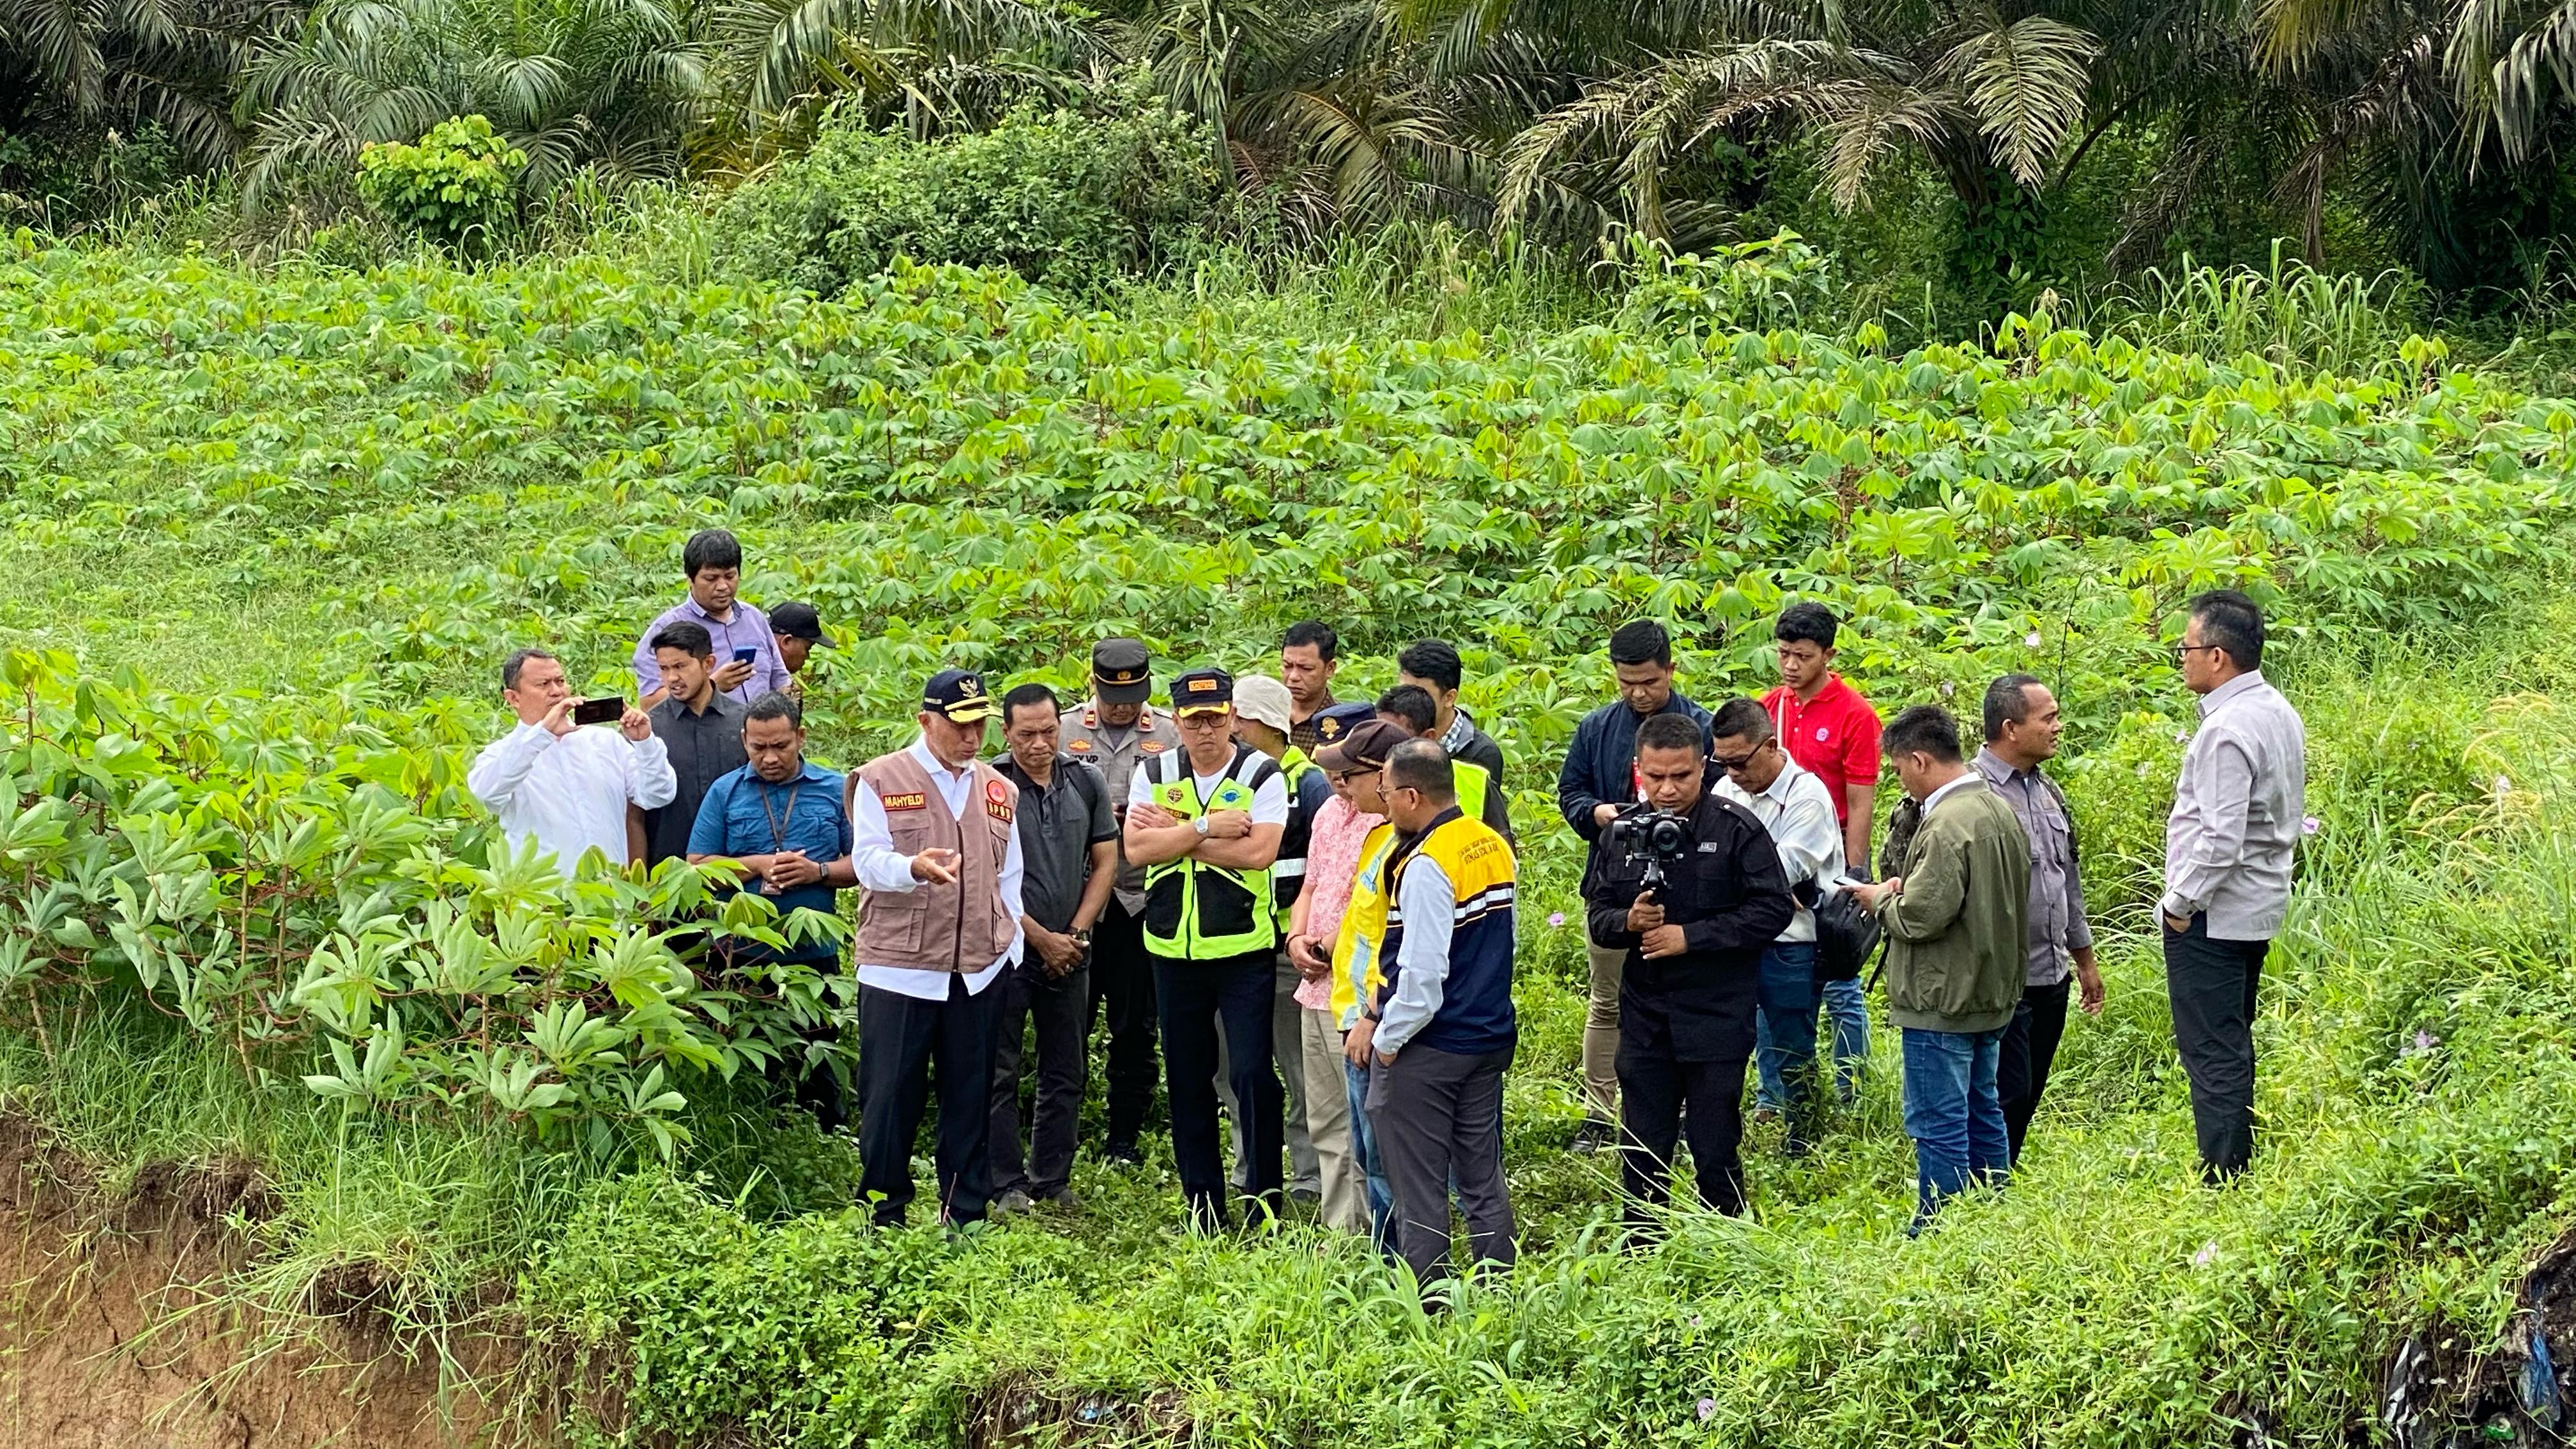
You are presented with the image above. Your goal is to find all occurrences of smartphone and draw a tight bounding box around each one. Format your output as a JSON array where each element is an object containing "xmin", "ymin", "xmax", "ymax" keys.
[
  {"xmin": 571, "ymin": 696, "xmax": 624, "ymax": 726},
  {"xmin": 732, "ymin": 647, "xmax": 759, "ymax": 664}
]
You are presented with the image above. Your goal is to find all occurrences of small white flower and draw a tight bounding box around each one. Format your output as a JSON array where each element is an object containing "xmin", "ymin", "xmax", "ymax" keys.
[
  {"xmin": 2193, "ymin": 1241, "xmax": 2220, "ymax": 1268},
  {"xmin": 1940, "ymin": 680, "xmax": 1955, "ymax": 697},
  {"xmin": 2025, "ymin": 631, "xmax": 2043, "ymax": 648},
  {"xmin": 2495, "ymin": 775, "xmax": 2512, "ymax": 799}
]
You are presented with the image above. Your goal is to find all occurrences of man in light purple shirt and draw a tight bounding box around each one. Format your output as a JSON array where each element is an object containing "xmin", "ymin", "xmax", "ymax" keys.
[
  {"xmin": 2161, "ymin": 589, "xmax": 2306, "ymax": 1184},
  {"xmin": 632, "ymin": 528, "xmax": 791, "ymax": 707}
]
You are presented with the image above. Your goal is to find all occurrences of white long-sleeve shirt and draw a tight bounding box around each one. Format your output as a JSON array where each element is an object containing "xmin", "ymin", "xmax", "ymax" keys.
[
  {"xmin": 1717, "ymin": 756, "xmax": 1844, "ymax": 943},
  {"xmin": 467, "ymin": 722, "xmax": 676, "ymax": 875},
  {"xmin": 2163, "ymin": 671, "xmax": 2306, "ymax": 940},
  {"xmin": 1373, "ymin": 850, "xmax": 1455, "ymax": 1056},
  {"xmin": 847, "ymin": 735, "xmax": 1025, "ymax": 1000}
]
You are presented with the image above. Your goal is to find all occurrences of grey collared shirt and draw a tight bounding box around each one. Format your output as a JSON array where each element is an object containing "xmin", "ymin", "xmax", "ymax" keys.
[
  {"xmin": 1972, "ymin": 747, "xmax": 2092, "ymax": 985},
  {"xmin": 1057, "ymin": 699, "xmax": 1183, "ymax": 914},
  {"xmin": 2163, "ymin": 671, "xmax": 2307, "ymax": 941}
]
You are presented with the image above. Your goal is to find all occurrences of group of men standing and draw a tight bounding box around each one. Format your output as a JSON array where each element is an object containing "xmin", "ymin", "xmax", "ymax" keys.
[{"xmin": 467, "ymin": 523, "xmax": 2310, "ymax": 1264}]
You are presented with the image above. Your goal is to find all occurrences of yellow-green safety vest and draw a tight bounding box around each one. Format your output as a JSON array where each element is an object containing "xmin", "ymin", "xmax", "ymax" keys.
[{"xmin": 1140, "ymin": 745, "xmax": 1281, "ymax": 960}]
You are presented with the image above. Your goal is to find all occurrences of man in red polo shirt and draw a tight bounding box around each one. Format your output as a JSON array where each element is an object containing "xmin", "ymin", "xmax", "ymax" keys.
[{"xmin": 1758, "ymin": 601, "xmax": 1882, "ymax": 1107}]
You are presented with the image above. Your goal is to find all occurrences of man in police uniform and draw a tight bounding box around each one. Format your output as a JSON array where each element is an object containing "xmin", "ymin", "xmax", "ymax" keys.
[
  {"xmin": 1124, "ymin": 667, "xmax": 1291, "ymax": 1229},
  {"xmin": 1059, "ymin": 637, "xmax": 1183, "ymax": 1162}
]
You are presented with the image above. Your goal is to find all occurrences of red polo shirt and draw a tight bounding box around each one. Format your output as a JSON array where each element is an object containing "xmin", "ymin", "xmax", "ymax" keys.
[{"xmin": 1759, "ymin": 675, "xmax": 1881, "ymax": 823}]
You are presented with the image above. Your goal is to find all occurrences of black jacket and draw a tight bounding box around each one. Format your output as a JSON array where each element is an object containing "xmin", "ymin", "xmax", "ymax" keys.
[
  {"xmin": 1554, "ymin": 690, "xmax": 1712, "ymax": 865},
  {"xmin": 1584, "ymin": 790, "xmax": 1795, "ymax": 1062}
]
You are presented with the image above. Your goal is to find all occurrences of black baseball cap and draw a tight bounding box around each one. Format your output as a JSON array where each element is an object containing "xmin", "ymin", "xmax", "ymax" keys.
[
  {"xmin": 923, "ymin": 668, "xmax": 999, "ymax": 723},
  {"xmin": 1169, "ymin": 667, "xmax": 1235, "ymax": 717},
  {"xmin": 770, "ymin": 601, "xmax": 829, "ymax": 645},
  {"xmin": 1315, "ymin": 719, "xmax": 1409, "ymax": 773},
  {"xmin": 1091, "ymin": 638, "xmax": 1152, "ymax": 705},
  {"xmin": 1310, "ymin": 702, "xmax": 1375, "ymax": 746}
]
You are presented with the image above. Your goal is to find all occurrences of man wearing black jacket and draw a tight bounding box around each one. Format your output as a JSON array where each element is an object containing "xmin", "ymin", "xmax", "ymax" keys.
[
  {"xmin": 1585, "ymin": 711, "xmax": 1794, "ymax": 1229},
  {"xmin": 1555, "ymin": 619, "xmax": 1714, "ymax": 1153}
]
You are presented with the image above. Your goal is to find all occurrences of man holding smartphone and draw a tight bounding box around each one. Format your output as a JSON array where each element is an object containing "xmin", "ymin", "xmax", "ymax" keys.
[
  {"xmin": 632, "ymin": 528, "xmax": 792, "ymax": 708},
  {"xmin": 469, "ymin": 647, "xmax": 676, "ymax": 874}
]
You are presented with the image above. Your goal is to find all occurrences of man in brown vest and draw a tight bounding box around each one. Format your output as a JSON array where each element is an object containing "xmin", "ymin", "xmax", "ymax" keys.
[{"xmin": 847, "ymin": 669, "xmax": 1024, "ymax": 1228}]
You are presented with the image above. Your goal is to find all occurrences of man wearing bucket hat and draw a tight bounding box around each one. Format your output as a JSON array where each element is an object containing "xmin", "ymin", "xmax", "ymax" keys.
[
  {"xmin": 846, "ymin": 668, "xmax": 1025, "ymax": 1229},
  {"xmin": 1061, "ymin": 637, "xmax": 1183, "ymax": 1163},
  {"xmin": 1222, "ymin": 674, "xmax": 1331, "ymax": 1201},
  {"xmin": 1124, "ymin": 667, "xmax": 1291, "ymax": 1229}
]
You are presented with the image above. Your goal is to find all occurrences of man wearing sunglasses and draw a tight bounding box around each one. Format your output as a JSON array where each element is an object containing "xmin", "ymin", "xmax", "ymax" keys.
[{"xmin": 1708, "ymin": 697, "xmax": 1846, "ymax": 1154}]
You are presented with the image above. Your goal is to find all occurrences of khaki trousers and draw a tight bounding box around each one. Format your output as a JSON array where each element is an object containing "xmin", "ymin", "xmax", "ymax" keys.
[{"xmin": 1583, "ymin": 937, "xmax": 1625, "ymax": 1126}]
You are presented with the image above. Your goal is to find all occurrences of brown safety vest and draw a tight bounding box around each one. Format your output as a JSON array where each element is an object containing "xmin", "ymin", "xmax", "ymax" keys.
[{"xmin": 854, "ymin": 749, "xmax": 1016, "ymax": 972}]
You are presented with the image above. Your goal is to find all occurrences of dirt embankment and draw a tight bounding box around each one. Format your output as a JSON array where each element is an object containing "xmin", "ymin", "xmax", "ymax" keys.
[{"xmin": 0, "ymin": 1117, "xmax": 519, "ymax": 1449}]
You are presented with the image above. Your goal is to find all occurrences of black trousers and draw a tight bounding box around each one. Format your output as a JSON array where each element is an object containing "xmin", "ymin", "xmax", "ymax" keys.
[
  {"xmin": 2163, "ymin": 914, "xmax": 2270, "ymax": 1182},
  {"xmin": 1997, "ymin": 977, "xmax": 2073, "ymax": 1165},
  {"xmin": 1370, "ymin": 1043, "xmax": 1516, "ymax": 1287},
  {"xmin": 1087, "ymin": 901, "xmax": 1160, "ymax": 1149},
  {"xmin": 1617, "ymin": 1048, "xmax": 1749, "ymax": 1224},
  {"xmin": 990, "ymin": 962, "xmax": 1089, "ymax": 1199},
  {"xmin": 1153, "ymin": 951, "xmax": 1282, "ymax": 1227},
  {"xmin": 857, "ymin": 972, "xmax": 1004, "ymax": 1227}
]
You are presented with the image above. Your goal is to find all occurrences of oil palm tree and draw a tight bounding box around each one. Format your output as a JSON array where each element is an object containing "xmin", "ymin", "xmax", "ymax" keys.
[{"xmin": 233, "ymin": 0, "xmax": 710, "ymax": 206}]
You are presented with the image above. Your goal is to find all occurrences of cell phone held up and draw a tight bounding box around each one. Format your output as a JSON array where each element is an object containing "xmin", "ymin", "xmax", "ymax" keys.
[
  {"xmin": 732, "ymin": 647, "xmax": 759, "ymax": 664},
  {"xmin": 571, "ymin": 696, "xmax": 624, "ymax": 727}
]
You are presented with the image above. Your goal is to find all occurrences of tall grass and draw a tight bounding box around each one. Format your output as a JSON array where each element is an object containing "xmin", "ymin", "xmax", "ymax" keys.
[{"xmin": 2074, "ymin": 240, "xmax": 2433, "ymax": 378}]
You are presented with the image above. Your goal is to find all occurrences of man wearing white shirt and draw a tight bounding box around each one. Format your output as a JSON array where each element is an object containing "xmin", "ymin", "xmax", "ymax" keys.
[
  {"xmin": 2161, "ymin": 590, "xmax": 2306, "ymax": 1184},
  {"xmin": 1708, "ymin": 697, "xmax": 1845, "ymax": 1153},
  {"xmin": 468, "ymin": 648, "xmax": 675, "ymax": 874},
  {"xmin": 1123, "ymin": 668, "xmax": 1291, "ymax": 1229},
  {"xmin": 846, "ymin": 670, "xmax": 1025, "ymax": 1229}
]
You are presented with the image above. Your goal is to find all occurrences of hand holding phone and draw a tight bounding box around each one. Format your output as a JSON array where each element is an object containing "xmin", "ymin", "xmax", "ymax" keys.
[
  {"xmin": 733, "ymin": 647, "xmax": 759, "ymax": 664},
  {"xmin": 571, "ymin": 696, "xmax": 624, "ymax": 727}
]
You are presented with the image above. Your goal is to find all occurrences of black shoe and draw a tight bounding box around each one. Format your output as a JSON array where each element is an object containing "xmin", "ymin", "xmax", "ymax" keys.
[
  {"xmin": 1570, "ymin": 1120, "xmax": 1614, "ymax": 1154},
  {"xmin": 1105, "ymin": 1138, "xmax": 1146, "ymax": 1165}
]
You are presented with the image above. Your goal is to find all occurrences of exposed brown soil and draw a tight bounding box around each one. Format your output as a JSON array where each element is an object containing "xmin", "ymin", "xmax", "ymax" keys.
[{"xmin": 0, "ymin": 1116, "xmax": 525, "ymax": 1449}]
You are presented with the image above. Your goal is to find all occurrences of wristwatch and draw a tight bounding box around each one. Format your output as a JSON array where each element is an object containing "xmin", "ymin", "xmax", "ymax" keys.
[{"xmin": 1193, "ymin": 815, "xmax": 1211, "ymax": 837}]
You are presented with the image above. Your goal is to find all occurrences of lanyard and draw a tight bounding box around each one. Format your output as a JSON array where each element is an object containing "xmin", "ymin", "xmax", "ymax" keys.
[{"xmin": 756, "ymin": 778, "xmax": 802, "ymax": 852}]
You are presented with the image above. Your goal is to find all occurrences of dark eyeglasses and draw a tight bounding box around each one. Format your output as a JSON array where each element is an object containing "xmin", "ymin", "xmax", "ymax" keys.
[
  {"xmin": 2170, "ymin": 643, "xmax": 2222, "ymax": 663},
  {"xmin": 1708, "ymin": 744, "xmax": 1767, "ymax": 772}
]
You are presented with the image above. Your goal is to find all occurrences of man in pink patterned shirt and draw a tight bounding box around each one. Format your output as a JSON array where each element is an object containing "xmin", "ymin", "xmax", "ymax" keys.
[{"xmin": 1282, "ymin": 703, "xmax": 1384, "ymax": 1236}]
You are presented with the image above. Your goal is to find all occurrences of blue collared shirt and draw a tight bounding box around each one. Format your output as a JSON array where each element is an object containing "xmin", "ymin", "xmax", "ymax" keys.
[{"xmin": 689, "ymin": 759, "xmax": 852, "ymax": 958}]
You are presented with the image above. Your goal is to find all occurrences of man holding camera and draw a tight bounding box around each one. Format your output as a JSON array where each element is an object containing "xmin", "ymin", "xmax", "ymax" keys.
[{"xmin": 1583, "ymin": 712, "xmax": 1794, "ymax": 1229}]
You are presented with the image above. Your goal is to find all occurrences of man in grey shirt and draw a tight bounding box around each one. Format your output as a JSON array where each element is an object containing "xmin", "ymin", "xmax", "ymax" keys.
[
  {"xmin": 1973, "ymin": 676, "xmax": 2106, "ymax": 1165},
  {"xmin": 1059, "ymin": 636, "xmax": 1184, "ymax": 1162},
  {"xmin": 2161, "ymin": 590, "xmax": 2307, "ymax": 1183}
]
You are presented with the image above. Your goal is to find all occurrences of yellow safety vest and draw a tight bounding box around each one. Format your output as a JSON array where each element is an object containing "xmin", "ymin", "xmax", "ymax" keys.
[
  {"xmin": 1331, "ymin": 822, "xmax": 1399, "ymax": 1025},
  {"xmin": 1141, "ymin": 746, "xmax": 1280, "ymax": 960}
]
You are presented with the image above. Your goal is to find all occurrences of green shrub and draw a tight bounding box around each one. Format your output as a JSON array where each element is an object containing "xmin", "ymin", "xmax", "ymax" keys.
[
  {"xmin": 714, "ymin": 93, "xmax": 1222, "ymax": 296},
  {"xmin": 355, "ymin": 115, "xmax": 525, "ymax": 250}
]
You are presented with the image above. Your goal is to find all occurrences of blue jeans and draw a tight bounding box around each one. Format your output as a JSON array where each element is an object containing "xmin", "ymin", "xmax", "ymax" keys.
[
  {"xmin": 1756, "ymin": 970, "xmax": 1871, "ymax": 1108},
  {"xmin": 1342, "ymin": 1057, "xmax": 1396, "ymax": 1254},
  {"xmin": 1899, "ymin": 1025, "xmax": 2008, "ymax": 1232},
  {"xmin": 1751, "ymin": 943, "xmax": 1820, "ymax": 1133}
]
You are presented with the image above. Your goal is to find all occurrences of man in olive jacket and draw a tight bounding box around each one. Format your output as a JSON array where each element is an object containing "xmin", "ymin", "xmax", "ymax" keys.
[{"xmin": 1848, "ymin": 705, "xmax": 2030, "ymax": 1232}]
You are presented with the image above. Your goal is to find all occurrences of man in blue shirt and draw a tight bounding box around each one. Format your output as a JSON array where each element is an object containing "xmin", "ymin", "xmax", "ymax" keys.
[{"xmin": 688, "ymin": 691, "xmax": 857, "ymax": 1129}]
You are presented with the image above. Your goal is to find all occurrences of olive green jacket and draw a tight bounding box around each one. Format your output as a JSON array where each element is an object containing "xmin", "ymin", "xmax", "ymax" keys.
[{"xmin": 1876, "ymin": 776, "xmax": 2032, "ymax": 1034}]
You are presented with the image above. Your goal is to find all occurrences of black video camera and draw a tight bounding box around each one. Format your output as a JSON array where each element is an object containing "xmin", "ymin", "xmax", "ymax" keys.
[{"xmin": 1604, "ymin": 803, "xmax": 1692, "ymax": 892}]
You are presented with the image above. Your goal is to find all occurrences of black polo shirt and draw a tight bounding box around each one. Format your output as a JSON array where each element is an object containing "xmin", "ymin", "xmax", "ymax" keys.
[
  {"xmin": 643, "ymin": 691, "xmax": 747, "ymax": 866},
  {"xmin": 995, "ymin": 754, "xmax": 1118, "ymax": 933}
]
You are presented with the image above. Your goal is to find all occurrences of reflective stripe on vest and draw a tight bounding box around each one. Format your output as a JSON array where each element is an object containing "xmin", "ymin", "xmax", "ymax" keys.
[
  {"xmin": 1273, "ymin": 746, "xmax": 1321, "ymax": 925},
  {"xmin": 1141, "ymin": 746, "xmax": 1280, "ymax": 960}
]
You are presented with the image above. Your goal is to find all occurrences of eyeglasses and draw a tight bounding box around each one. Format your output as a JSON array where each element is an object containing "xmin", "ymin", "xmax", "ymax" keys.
[
  {"xmin": 1708, "ymin": 751, "xmax": 1759, "ymax": 772},
  {"xmin": 2170, "ymin": 643, "xmax": 2222, "ymax": 663},
  {"xmin": 1330, "ymin": 767, "xmax": 1383, "ymax": 785}
]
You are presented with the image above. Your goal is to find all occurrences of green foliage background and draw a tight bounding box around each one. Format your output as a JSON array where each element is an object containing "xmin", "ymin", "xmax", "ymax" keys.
[{"xmin": 2, "ymin": 211, "xmax": 2575, "ymax": 1445}]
